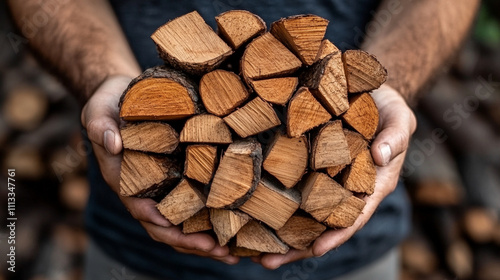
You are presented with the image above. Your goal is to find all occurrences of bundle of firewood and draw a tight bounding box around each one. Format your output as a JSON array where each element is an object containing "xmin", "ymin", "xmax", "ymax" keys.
[{"xmin": 118, "ymin": 10, "xmax": 386, "ymax": 255}]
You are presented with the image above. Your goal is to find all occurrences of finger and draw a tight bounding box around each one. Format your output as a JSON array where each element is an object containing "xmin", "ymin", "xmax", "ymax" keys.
[
  {"xmin": 84, "ymin": 112, "xmax": 123, "ymax": 155},
  {"xmin": 173, "ymin": 247, "xmax": 240, "ymax": 265},
  {"xmin": 143, "ymin": 222, "xmax": 217, "ymax": 253},
  {"xmin": 371, "ymin": 92, "xmax": 416, "ymax": 166},
  {"xmin": 121, "ymin": 197, "xmax": 171, "ymax": 227},
  {"xmin": 259, "ymin": 248, "xmax": 312, "ymax": 270},
  {"xmin": 91, "ymin": 144, "xmax": 122, "ymax": 192}
]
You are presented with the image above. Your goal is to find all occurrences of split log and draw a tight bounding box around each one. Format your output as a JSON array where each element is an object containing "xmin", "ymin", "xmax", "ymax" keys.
[
  {"xmin": 210, "ymin": 209, "xmax": 251, "ymax": 246},
  {"xmin": 310, "ymin": 120, "xmax": 351, "ymax": 170},
  {"xmin": 324, "ymin": 195, "xmax": 366, "ymax": 228},
  {"xmin": 301, "ymin": 53, "xmax": 349, "ymax": 116},
  {"xmin": 184, "ymin": 145, "xmax": 217, "ymax": 184},
  {"xmin": 250, "ymin": 77, "xmax": 298, "ymax": 105},
  {"xmin": 156, "ymin": 179, "xmax": 206, "ymax": 225},
  {"xmin": 223, "ymin": 97, "xmax": 281, "ymax": 138},
  {"xmin": 327, "ymin": 129, "xmax": 367, "ymax": 177},
  {"xmin": 199, "ymin": 69, "xmax": 249, "ymax": 116},
  {"xmin": 119, "ymin": 150, "xmax": 181, "ymax": 197},
  {"xmin": 182, "ymin": 208, "xmax": 212, "ymax": 234},
  {"xmin": 299, "ymin": 172, "xmax": 351, "ymax": 222},
  {"xmin": 401, "ymin": 235, "xmax": 438, "ymax": 275},
  {"xmin": 341, "ymin": 92, "xmax": 379, "ymax": 139},
  {"xmin": 239, "ymin": 178, "xmax": 301, "ymax": 230},
  {"xmin": 343, "ymin": 50, "xmax": 387, "ymax": 93},
  {"xmin": 2, "ymin": 86, "xmax": 48, "ymax": 131},
  {"xmin": 236, "ymin": 220, "xmax": 289, "ymax": 254},
  {"xmin": 241, "ymin": 32, "xmax": 302, "ymax": 81},
  {"xmin": 3, "ymin": 145, "xmax": 45, "ymax": 180},
  {"xmin": 179, "ymin": 114, "xmax": 232, "ymax": 144},
  {"xmin": 119, "ymin": 67, "xmax": 200, "ymax": 121},
  {"xmin": 151, "ymin": 11, "xmax": 233, "ymax": 75},
  {"xmin": 216, "ymin": 10, "xmax": 266, "ymax": 49},
  {"xmin": 60, "ymin": 176, "xmax": 89, "ymax": 211},
  {"xmin": 315, "ymin": 39, "xmax": 340, "ymax": 62},
  {"xmin": 271, "ymin": 15, "xmax": 329, "ymax": 65},
  {"xmin": 207, "ymin": 139, "xmax": 262, "ymax": 209},
  {"xmin": 341, "ymin": 149, "xmax": 376, "ymax": 195},
  {"xmin": 263, "ymin": 132, "xmax": 308, "ymax": 188},
  {"xmin": 120, "ymin": 122, "xmax": 179, "ymax": 154},
  {"xmin": 287, "ymin": 87, "xmax": 331, "ymax": 138},
  {"xmin": 276, "ymin": 215, "xmax": 326, "ymax": 250}
]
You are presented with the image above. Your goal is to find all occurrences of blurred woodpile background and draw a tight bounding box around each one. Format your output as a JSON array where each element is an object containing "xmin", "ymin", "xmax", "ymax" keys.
[{"xmin": 0, "ymin": 1, "xmax": 499, "ymax": 279}]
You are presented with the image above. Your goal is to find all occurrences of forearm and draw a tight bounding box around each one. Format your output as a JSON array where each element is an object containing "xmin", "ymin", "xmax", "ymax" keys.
[
  {"xmin": 363, "ymin": 0, "xmax": 480, "ymax": 104},
  {"xmin": 8, "ymin": 0, "xmax": 141, "ymax": 100}
]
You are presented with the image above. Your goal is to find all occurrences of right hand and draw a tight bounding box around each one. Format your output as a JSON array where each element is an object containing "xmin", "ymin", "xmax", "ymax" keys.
[{"xmin": 81, "ymin": 75, "xmax": 239, "ymax": 265}]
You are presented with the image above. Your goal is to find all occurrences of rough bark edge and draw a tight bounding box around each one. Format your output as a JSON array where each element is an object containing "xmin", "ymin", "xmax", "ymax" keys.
[
  {"xmin": 119, "ymin": 66, "xmax": 202, "ymax": 114},
  {"xmin": 224, "ymin": 139, "xmax": 263, "ymax": 209},
  {"xmin": 135, "ymin": 156, "xmax": 182, "ymax": 198}
]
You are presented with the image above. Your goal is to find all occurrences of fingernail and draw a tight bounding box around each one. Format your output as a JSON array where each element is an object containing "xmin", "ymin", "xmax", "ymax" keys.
[
  {"xmin": 104, "ymin": 130, "xmax": 115, "ymax": 154},
  {"xmin": 379, "ymin": 143, "xmax": 391, "ymax": 166}
]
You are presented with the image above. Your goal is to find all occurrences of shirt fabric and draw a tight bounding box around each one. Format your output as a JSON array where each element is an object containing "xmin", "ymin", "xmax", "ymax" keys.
[{"xmin": 85, "ymin": 1, "xmax": 411, "ymax": 279}]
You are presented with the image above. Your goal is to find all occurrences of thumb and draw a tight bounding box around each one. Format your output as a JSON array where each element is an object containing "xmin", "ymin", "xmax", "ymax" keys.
[
  {"xmin": 370, "ymin": 86, "xmax": 417, "ymax": 166},
  {"xmin": 81, "ymin": 76, "xmax": 132, "ymax": 155}
]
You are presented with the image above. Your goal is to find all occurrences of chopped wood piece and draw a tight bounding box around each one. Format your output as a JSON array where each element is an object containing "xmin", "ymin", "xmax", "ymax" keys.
[
  {"xmin": 325, "ymin": 165, "xmax": 346, "ymax": 178},
  {"xmin": 199, "ymin": 70, "xmax": 249, "ymax": 116},
  {"xmin": 271, "ymin": 15, "xmax": 329, "ymax": 65},
  {"xmin": 287, "ymin": 87, "xmax": 331, "ymax": 137},
  {"xmin": 121, "ymin": 122, "xmax": 179, "ymax": 154},
  {"xmin": 179, "ymin": 114, "xmax": 232, "ymax": 144},
  {"xmin": 184, "ymin": 145, "xmax": 217, "ymax": 184},
  {"xmin": 326, "ymin": 129, "xmax": 367, "ymax": 177},
  {"xmin": 223, "ymin": 97, "xmax": 281, "ymax": 138},
  {"xmin": 250, "ymin": 77, "xmax": 298, "ymax": 105},
  {"xmin": 343, "ymin": 50, "xmax": 387, "ymax": 93},
  {"xmin": 236, "ymin": 220, "xmax": 289, "ymax": 254},
  {"xmin": 446, "ymin": 240, "xmax": 473, "ymax": 279},
  {"xmin": 302, "ymin": 53, "xmax": 349, "ymax": 116},
  {"xmin": 462, "ymin": 208, "xmax": 496, "ymax": 243},
  {"xmin": 215, "ymin": 10, "xmax": 266, "ymax": 49},
  {"xmin": 299, "ymin": 172, "xmax": 351, "ymax": 222},
  {"xmin": 3, "ymin": 86, "xmax": 48, "ymax": 131},
  {"xmin": 120, "ymin": 150, "xmax": 181, "ymax": 198},
  {"xmin": 240, "ymin": 178, "xmax": 301, "ymax": 230},
  {"xmin": 324, "ymin": 196, "xmax": 366, "ymax": 228},
  {"xmin": 401, "ymin": 237, "xmax": 438, "ymax": 275},
  {"xmin": 210, "ymin": 209, "xmax": 251, "ymax": 246},
  {"xmin": 276, "ymin": 215, "xmax": 326, "ymax": 250},
  {"xmin": 182, "ymin": 208, "xmax": 212, "ymax": 234},
  {"xmin": 151, "ymin": 11, "xmax": 232, "ymax": 75},
  {"xmin": 229, "ymin": 244, "xmax": 261, "ymax": 257},
  {"xmin": 119, "ymin": 67, "xmax": 200, "ymax": 121},
  {"xmin": 341, "ymin": 149, "xmax": 376, "ymax": 195},
  {"xmin": 207, "ymin": 139, "xmax": 262, "ymax": 209},
  {"xmin": 310, "ymin": 121, "xmax": 351, "ymax": 170},
  {"xmin": 263, "ymin": 132, "xmax": 308, "ymax": 188},
  {"xmin": 341, "ymin": 92, "xmax": 379, "ymax": 139},
  {"xmin": 156, "ymin": 179, "xmax": 206, "ymax": 225},
  {"xmin": 241, "ymin": 33, "xmax": 302, "ymax": 82},
  {"xmin": 315, "ymin": 39, "xmax": 340, "ymax": 62}
]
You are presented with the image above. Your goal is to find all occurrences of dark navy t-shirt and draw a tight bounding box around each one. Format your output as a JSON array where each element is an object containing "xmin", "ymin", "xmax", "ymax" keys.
[{"xmin": 85, "ymin": 1, "xmax": 410, "ymax": 279}]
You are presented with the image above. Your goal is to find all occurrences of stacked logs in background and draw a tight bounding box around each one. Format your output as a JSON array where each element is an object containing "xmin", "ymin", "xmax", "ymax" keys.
[{"xmin": 118, "ymin": 10, "xmax": 387, "ymax": 255}]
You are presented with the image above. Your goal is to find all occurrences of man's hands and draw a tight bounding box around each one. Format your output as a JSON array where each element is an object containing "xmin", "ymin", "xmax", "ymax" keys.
[
  {"xmin": 81, "ymin": 75, "xmax": 239, "ymax": 265},
  {"xmin": 252, "ymin": 84, "xmax": 417, "ymax": 269}
]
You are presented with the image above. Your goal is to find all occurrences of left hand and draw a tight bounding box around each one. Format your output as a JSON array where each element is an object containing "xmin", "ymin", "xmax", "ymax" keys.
[{"xmin": 252, "ymin": 84, "xmax": 417, "ymax": 269}]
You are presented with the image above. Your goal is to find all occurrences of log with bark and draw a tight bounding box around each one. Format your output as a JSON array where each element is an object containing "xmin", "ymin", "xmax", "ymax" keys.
[{"xmin": 117, "ymin": 10, "xmax": 386, "ymax": 255}]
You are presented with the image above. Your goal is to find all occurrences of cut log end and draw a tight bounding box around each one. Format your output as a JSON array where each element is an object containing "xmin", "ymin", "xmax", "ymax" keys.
[
  {"xmin": 182, "ymin": 208, "xmax": 212, "ymax": 234},
  {"xmin": 341, "ymin": 149, "xmax": 376, "ymax": 195},
  {"xmin": 210, "ymin": 209, "xmax": 251, "ymax": 246},
  {"xmin": 287, "ymin": 87, "xmax": 331, "ymax": 137},
  {"xmin": 236, "ymin": 220, "xmax": 289, "ymax": 254},
  {"xmin": 341, "ymin": 92, "xmax": 379, "ymax": 140},
  {"xmin": 184, "ymin": 145, "xmax": 217, "ymax": 184},
  {"xmin": 121, "ymin": 122, "xmax": 179, "ymax": 154},
  {"xmin": 343, "ymin": 50, "xmax": 387, "ymax": 93},
  {"xmin": 324, "ymin": 196, "xmax": 366, "ymax": 228},
  {"xmin": 200, "ymin": 70, "xmax": 249, "ymax": 116},
  {"xmin": 180, "ymin": 114, "xmax": 233, "ymax": 144},
  {"xmin": 119, "ymin": 150, "xmax": 181, "ymax": 198},
  {"xmin": 216, "ymin": 10, "xmax": 266, "ymax": 49},
  {"xmin": 151, "ymin": 11, "xmax": 233, "ymax": 75},
  {"xmin": 156, "ymin": 179, "xmax": 206, "ymax": 225},
  {"xmin": 250, "ymin": 77, "xmax": 298, "ymax": 105},
  {"xmin": 207, "ymin": 139, "xmax": 262, "ymax": 209},
  {"xmin": 311, "ymin": 120, "xmax": 351, "ymax": 170},
  {"xmin": 276, "ymin": 215, "xmax": 327, "ymax": 250}
]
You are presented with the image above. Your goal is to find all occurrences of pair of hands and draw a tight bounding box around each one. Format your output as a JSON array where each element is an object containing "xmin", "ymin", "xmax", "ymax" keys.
[{"xmin": 81, "ymin": 75, "xmax": 416, "ymax": 269}]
